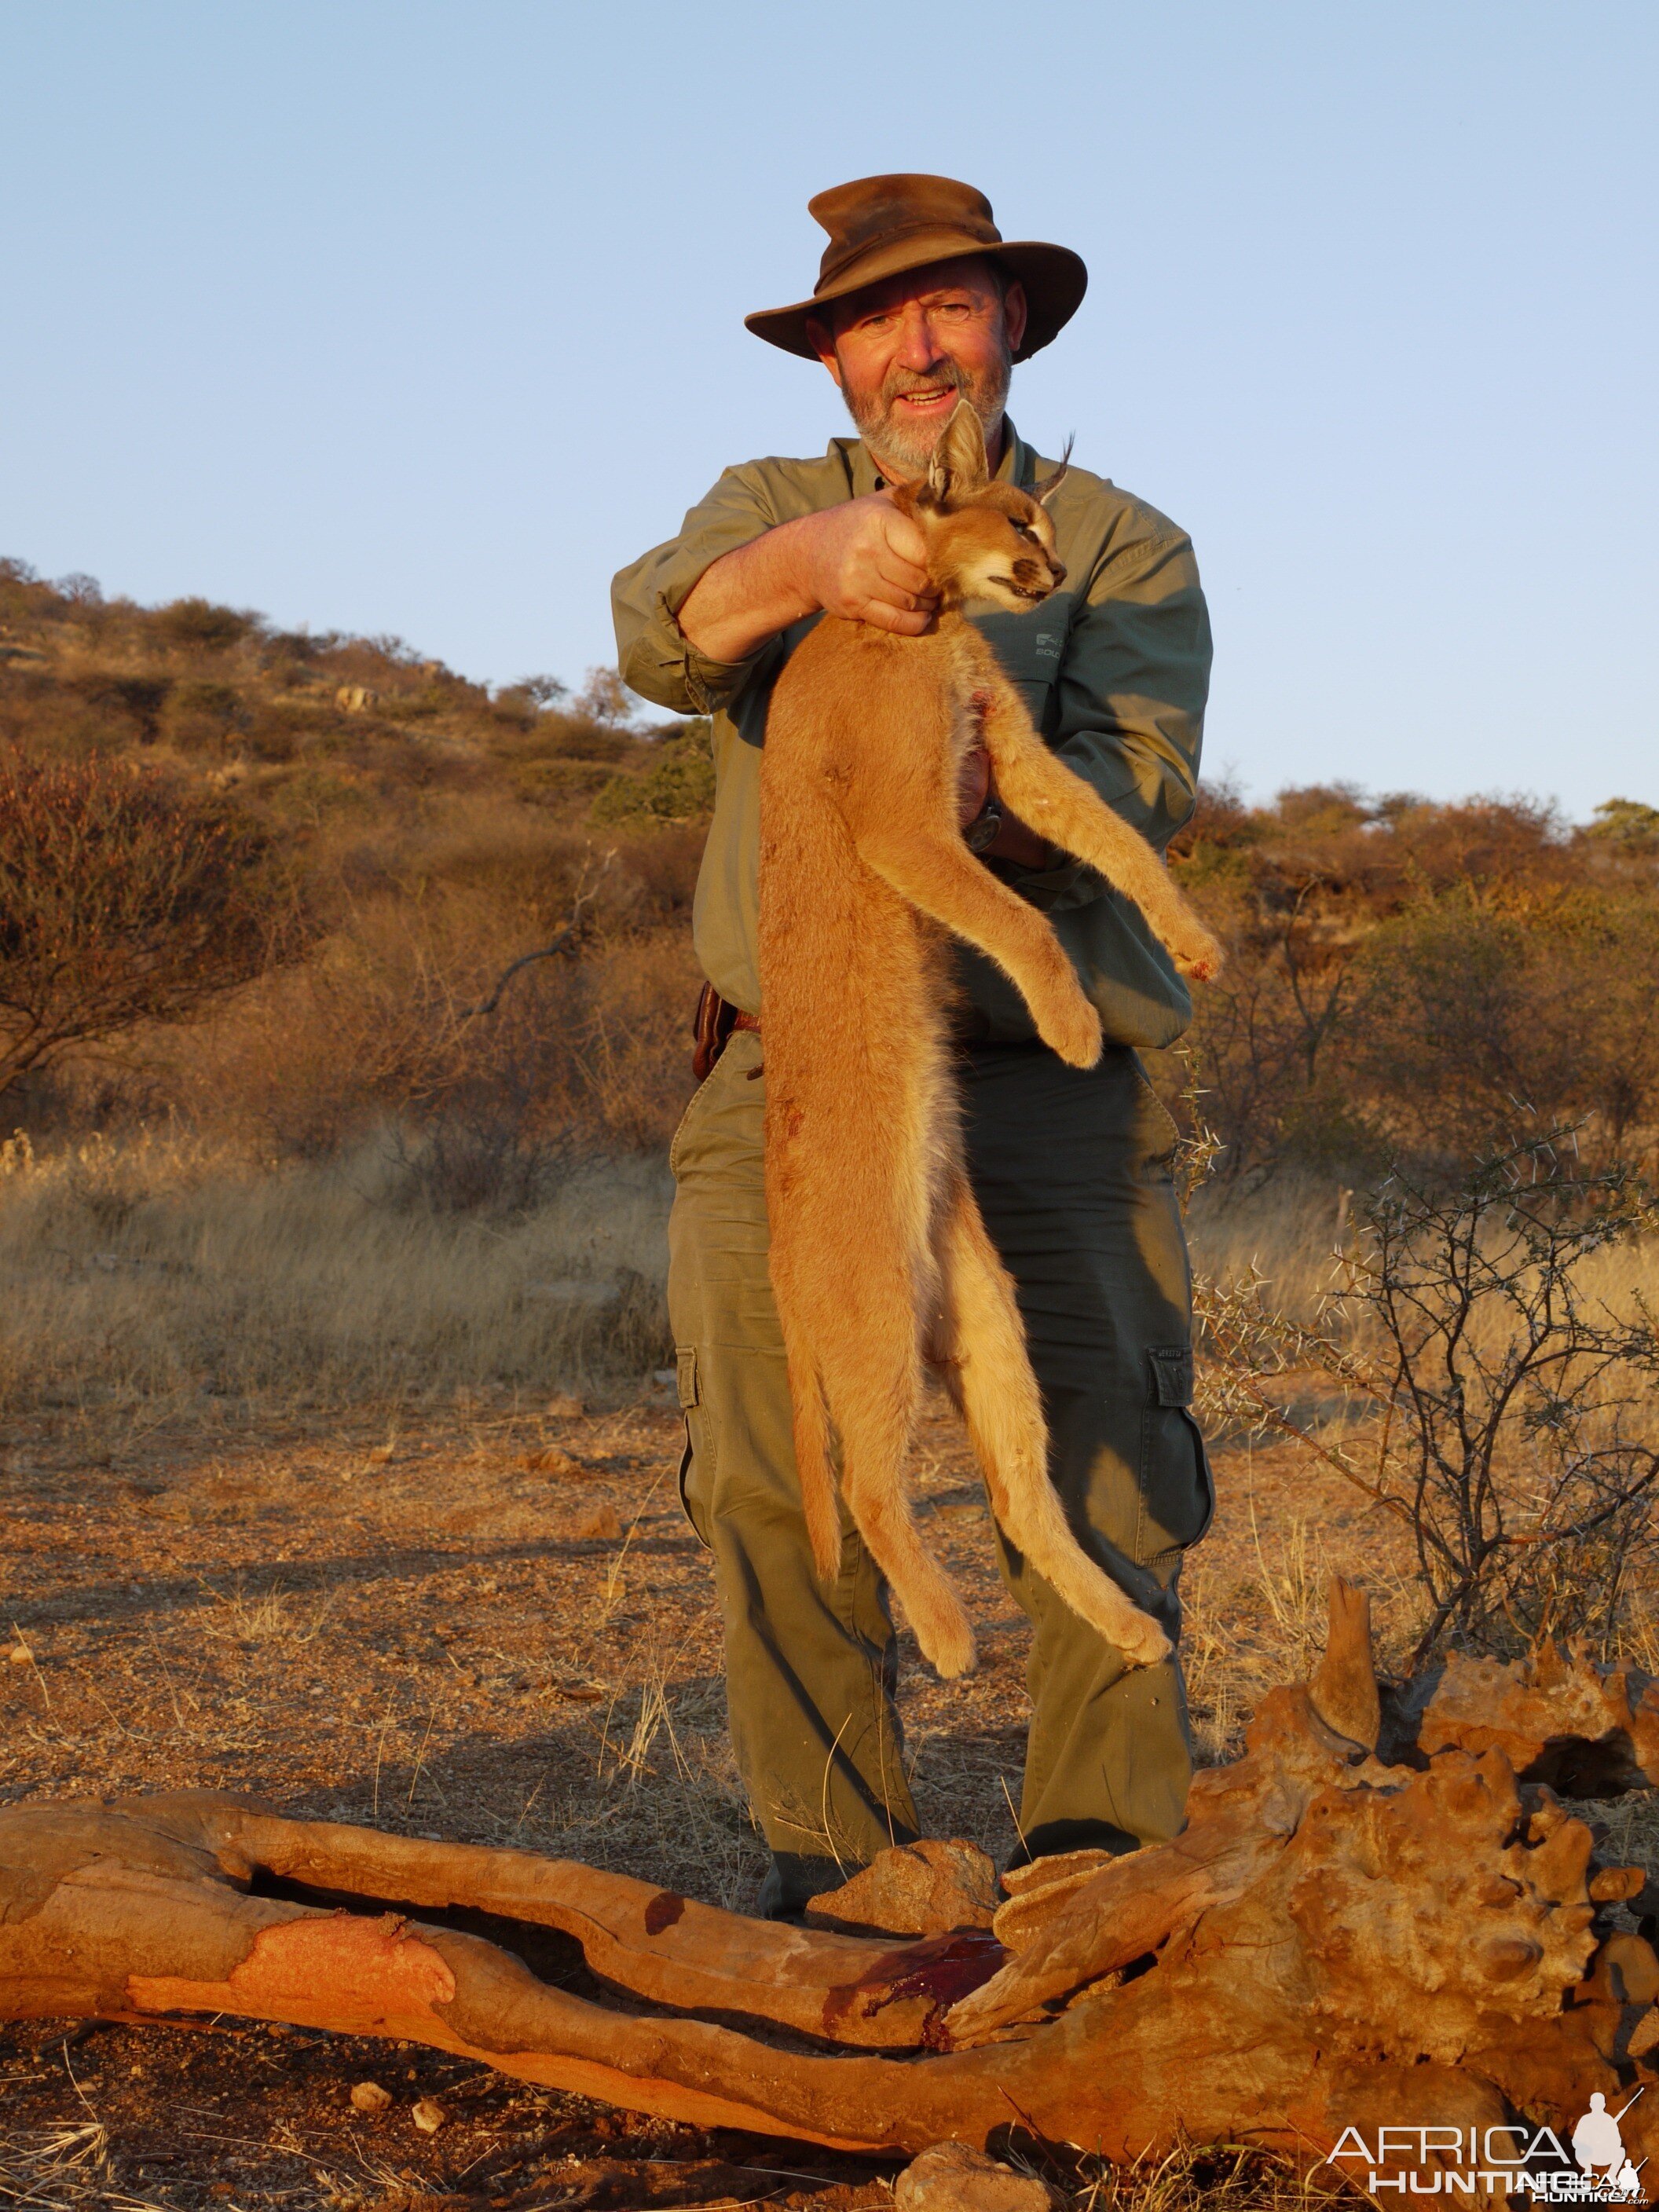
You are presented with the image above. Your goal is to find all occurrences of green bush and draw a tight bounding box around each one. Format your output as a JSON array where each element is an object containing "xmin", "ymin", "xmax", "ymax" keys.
[
  {"xmin": 380, "ymin": 690, "xmax": 445, "ymax": 723},
  {"xmin": 155, "ymin": 598, "xmax": 260, "ymax": 653},
  {"xmin": 1588, "ymin": 797, "xmax": 1659, "ymax": 851},
  {"xmin": 165, "ymin": 679, "xmax": 244, "ymax": 753},
  {"xmin": 73, "ymin": 672, "xmax": 173, "ymax": 744},
  {"xmin": 511, "ymin": 760, "xmax": 620, "ymax": 805},
  {"xmin": 591, "ymin": 730, "xmax": 715, "ymax": 828},
  {"xmin": 494, "ymin": 711, "xmax": 633, "ymax": 765}
]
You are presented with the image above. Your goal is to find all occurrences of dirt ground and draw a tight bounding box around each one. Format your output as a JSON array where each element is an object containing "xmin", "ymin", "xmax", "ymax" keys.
[{"xmin": 0, "ymin": 1382, "xmax": 1567, "ymax": 2207}]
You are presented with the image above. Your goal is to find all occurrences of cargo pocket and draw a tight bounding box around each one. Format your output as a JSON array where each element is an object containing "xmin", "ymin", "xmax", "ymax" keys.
[
  {"xmin": 1138, "ymin": 1345, "xmax": 1216, "ymax": 1571},
  {"xmin": 675, "ymin": 1345, "xmax": 713, "ymax": 1551}
]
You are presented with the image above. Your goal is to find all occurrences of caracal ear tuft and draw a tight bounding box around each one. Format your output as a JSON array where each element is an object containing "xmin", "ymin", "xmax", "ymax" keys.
[
  {"xmin": 1036, "ymin": 434, "xmax": 1075, "ymax": 508},
  {"xmin": 926, "ymin": 400, "xmax": 991, "ymax": 506}
]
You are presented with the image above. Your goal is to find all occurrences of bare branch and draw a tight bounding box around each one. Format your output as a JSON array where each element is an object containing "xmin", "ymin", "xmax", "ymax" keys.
[{"xmin": 460, "ymin": 847, "xmax": 617, "ymax": 1020}]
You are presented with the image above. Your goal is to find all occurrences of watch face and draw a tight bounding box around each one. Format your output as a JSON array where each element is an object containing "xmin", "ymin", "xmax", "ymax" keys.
[{"xmin": 967, "ymin": 803, "xmax": 1002, "ymax": 853}]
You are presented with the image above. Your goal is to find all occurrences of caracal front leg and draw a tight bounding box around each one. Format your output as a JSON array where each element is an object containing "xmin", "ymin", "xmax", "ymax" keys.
[
  {"xmin": 972, "ymin": 668, "xmax": 1224, "ymax": 982},
  {"xmin": 856, "ymin": 822, "xmax": 1101, "ymax": 1068}
]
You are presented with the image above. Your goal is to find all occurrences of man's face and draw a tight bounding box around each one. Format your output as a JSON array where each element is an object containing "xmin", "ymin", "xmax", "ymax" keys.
[{"xmin": 808, "ymin": 257, "xmax": 1028, "ymax": 478}]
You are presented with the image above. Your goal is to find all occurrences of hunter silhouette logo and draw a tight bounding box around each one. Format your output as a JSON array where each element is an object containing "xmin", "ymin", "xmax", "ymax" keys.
[
  {"xmin": 1573, "ymin": 2097, "xmax": 1645, "ymax": 2200},
  {"xmin": 1324, "ymin": 2089, "xmax": 1647, "ymax": 2199}
]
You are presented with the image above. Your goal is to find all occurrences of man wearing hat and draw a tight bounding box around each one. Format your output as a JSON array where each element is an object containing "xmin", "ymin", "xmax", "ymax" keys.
[{"xmin": 613, "ymin": 175, "xmax": 1214, "ymax": 1918}]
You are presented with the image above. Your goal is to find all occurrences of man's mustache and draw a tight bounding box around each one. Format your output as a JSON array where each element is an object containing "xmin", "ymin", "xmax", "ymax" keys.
[{"xmin": 881, "ymin": 362, "xmax": 969, "ymax": 404}]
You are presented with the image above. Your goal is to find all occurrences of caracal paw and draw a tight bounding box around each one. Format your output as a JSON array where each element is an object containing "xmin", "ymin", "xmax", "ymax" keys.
[
  {"xmin": 1117, "ymin": 1610, "xmax": 1174, "ymax": 1669},
  {"xmin": 1172, "ymin": 921, "xmax": 1225, "ymax": 983},
  {"xmin": 1041, "ymin": 993, "xmax": 1103, "ymax": 1069},
  {"xmin": 921, "ymin": 1615, "xmax": 979, "ymax": 1680}
]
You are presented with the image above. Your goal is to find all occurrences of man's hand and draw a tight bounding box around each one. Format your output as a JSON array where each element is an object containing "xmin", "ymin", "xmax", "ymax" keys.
[
  {"xmin": 793, "ymin": 493, "xmax": 937, "ymax": 635},
  {"xmin": 677, "ymin": 493, "xmax": 936, "ymax": 664}
]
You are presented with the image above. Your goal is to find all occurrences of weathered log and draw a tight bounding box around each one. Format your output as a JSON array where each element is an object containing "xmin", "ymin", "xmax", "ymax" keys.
[
  {"xmin": 1410, "ymin": 1641, "xmax": 1659, "ymax": 1796},
  {"xmin": 5, "ymin": 1585, "xmax": 1659, "ymax": 2170}
]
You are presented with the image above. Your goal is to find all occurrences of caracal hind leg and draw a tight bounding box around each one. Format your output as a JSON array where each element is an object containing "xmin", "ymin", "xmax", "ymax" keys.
[
  {"xmin": 793, "ymin": 1251, "xmax": 977, "ymax": 1679},
  {"xmin": 857, "ymin": 824, "xmax": 1101, "ymax": 1069},
  {"xmin": 840, "ymin": 1414, "xmax": 977, "ymax": 1681},
  {"xmin": 816, "ymin": 1328, "xmax": 976, "ymax": 1679},
  {"xmin": 936, "ymin": 1174, "xmax": 1171, "ymax": 1669},
  {"xmin": 973, "ymin": 673, "xmax": 1224, "ymax": 981},
  {"xmin": 769, "ymin": 1268, "xmax": 844, "ymax": 1584}
]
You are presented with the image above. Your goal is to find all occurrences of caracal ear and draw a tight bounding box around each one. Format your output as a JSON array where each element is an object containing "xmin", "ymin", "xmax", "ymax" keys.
[
  {"xmin": 926, "ymin": 400, "xmax": 991, "ymax": 505},
  {"xmin": 1036, "ymin": 434, "xmax": 1075, "ymax": 507}
]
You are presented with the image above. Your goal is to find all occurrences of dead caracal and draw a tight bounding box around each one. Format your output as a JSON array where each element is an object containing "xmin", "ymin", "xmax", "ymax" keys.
[{"xmin": 758, "ymin": 401, "xmax": 1222, "ymax": 1679}]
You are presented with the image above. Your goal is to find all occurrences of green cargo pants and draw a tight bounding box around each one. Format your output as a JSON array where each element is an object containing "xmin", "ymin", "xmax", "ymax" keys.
[{"xmin": 667, "ymin": 1025, "xmax": 1214, "ymax": 1912}]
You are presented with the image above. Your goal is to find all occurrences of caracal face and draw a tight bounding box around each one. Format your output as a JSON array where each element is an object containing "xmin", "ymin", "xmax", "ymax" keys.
[
  {"xmin": 932, "ymin": 482, "xmax": 1068, "ymax": 612},
  {"xmin": 899, "ymin": 400, "xmax": 1071, "ymax": 614}
]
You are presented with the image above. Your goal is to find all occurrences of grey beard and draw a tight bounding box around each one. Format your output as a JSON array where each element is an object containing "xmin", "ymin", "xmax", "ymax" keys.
[{"xmin": 840, "ymin": 349, "xmax": 1012, "ymax": 481}]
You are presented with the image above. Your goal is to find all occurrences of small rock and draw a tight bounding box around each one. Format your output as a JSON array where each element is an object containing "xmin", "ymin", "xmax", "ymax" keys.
[
  {"xmin": 6, "ymin": 1643, "xmax": 33, "ymax": 1667},
  {"xmin": 573, "ymin": 1501, "xmax": 623, "ymax": 1541},
  {"xmin": 894, "ymin": 2141, "xmax": 1056, "ymax": 2212},
  {"xmin": 411, "ymin": 2095, "xmax": 445, "ymax": 2133},
  {"xmin": 350, "ymin": 2078, "xmax": 392, "ymax": 2112},
  {"xmin": 806, "ymin": 1838, "xmax": 998, "ymax": 1936},
  {"xmin": 547, "ymin": 1393, "xmax": 585, "ymax": 1419},
  {"xmin": 520, "ymin": 1446, "xmax": 590, "ymax": 1479}
]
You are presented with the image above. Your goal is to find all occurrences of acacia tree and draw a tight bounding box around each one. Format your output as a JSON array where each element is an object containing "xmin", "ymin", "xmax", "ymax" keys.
[{"xmin": 0, "ymin": 750, "xmax": 295, "ymax": 1099}]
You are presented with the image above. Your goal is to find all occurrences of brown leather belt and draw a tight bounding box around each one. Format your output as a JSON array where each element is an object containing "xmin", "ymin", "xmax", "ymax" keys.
[{"xmin": 692, "ymin": 983, "xmax": 760, "ymax": 1082}]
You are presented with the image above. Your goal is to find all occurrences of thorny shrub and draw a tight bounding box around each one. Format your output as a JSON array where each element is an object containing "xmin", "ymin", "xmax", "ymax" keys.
[{"xmin": 1196, "ymin": 1128, "xmax": 1659, "ymax": 1664}]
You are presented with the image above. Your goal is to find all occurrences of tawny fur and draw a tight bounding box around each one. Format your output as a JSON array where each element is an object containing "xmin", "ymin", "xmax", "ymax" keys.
[{"xmin": 758, "ymin": 403, "xmax": 1221, "ymax": 1679}]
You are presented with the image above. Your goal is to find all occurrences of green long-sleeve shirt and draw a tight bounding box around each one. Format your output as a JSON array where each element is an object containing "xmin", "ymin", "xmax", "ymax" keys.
[{"xmin": 611, "ymin": 420, "xmax": 1212, "ymax": 1048}]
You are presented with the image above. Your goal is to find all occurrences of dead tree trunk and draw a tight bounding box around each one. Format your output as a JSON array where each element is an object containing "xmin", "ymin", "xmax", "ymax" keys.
[{"xmin": 5, "ymin": 1582, "xmax": 1658, "ymax": 2166}]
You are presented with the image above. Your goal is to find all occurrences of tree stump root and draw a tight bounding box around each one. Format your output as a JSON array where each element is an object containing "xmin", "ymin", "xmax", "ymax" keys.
[{"xmin": 5, "ymin": 1579, "xmax": 1659, "ymax": 2167}]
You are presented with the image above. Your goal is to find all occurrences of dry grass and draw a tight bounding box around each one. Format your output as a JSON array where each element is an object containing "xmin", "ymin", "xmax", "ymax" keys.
[
  {"xmin": 1186, "ymin": 1172, "xmax": 1353, "ymax": 1325},
  {"xmin": 0, "ymin": 1128, "xmax": 674, "ymax": 1420},
  {"xmin": 1188, "ymin": 1162, "xmax": 1659, "ymax": 1346},
  {"xmin": 0, "ymin": 2097, "xmax": 1363, "ymax": 2212}
]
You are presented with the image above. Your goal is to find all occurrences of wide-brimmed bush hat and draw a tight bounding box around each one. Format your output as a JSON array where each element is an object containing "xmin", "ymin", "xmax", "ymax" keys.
[{"xmin": 745, "ymin": 173, "xmax": 1087, "ymax": 366}]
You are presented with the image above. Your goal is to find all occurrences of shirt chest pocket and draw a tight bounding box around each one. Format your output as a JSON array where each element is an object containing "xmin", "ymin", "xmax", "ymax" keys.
[{"xmin": 968, "ymin": 595, "xmax": 1074, "ymax": 736}]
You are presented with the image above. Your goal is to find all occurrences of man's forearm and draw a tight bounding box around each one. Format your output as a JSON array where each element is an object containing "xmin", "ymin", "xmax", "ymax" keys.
[
  {"xmin": 679, "ymin": 492, "xmax": 939, "ymax": 660},
  {"xmin": 677, "ymin": 519, "xmax": 820, "ymax": 664}
]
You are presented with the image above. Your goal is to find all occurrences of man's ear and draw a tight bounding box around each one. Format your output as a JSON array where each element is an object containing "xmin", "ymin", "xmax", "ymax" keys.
[
  {"xmin": 926, "ymin": 401, "xmax": 991, "ymax": 504},
  {"xmin": 805, "ymin": 314, "xmax": 843, "ymax": 388},
  {"xmin": 1002, "ymin": 279, "xmax": 1028, "ymax": 357}
]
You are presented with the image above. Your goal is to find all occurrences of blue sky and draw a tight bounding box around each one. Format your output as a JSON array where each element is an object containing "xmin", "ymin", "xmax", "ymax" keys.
[{"xmin": 4, "ymin": 2, "xmax": 1654, "ymax": 815}]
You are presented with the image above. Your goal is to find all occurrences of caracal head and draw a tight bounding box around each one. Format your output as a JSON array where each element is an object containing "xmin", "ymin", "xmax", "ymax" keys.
[{"xmin": 892, "ymin": 400, "xmax": 1070, "ymax": 613}]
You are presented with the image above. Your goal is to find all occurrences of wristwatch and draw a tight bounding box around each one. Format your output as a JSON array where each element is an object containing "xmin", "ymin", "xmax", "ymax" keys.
[{"xmin": 964, "ymin": 794, "xmax": 1004, "ymax": 855}]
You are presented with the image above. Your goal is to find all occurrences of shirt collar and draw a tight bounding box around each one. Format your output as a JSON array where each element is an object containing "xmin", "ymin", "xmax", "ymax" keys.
[{"xmin": 836, "ymin": 416, "xmax": 1031, "ymax": 497}]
